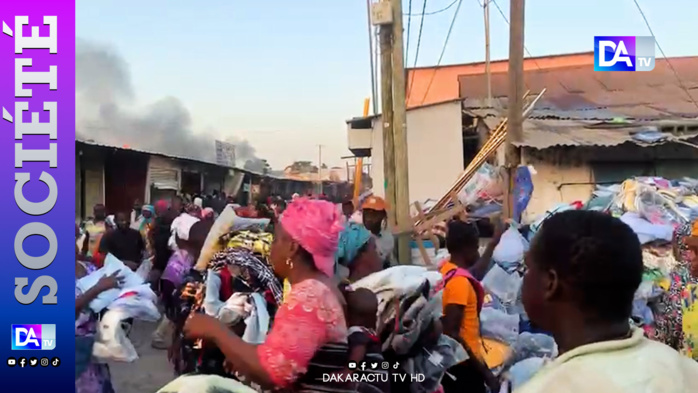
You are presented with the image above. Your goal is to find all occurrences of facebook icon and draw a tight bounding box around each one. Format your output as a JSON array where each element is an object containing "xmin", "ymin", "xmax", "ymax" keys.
[{"xmin": 594, "ymin": 36, "xmax": 655, "ymax": 72}]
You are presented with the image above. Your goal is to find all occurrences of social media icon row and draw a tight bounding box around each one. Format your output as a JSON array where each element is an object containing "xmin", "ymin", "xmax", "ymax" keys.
[
  {"xmin": 7, "ymin": 357, "xmax": 59, "ymax": 368},
  {"xmin": 347, "ymin": 361, "xmax": 399, "ymax": 370}
]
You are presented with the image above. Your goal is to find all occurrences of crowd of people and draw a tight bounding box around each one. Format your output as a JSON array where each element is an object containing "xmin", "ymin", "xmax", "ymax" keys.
[{"xmin": 74, "ymin": 190, "xmax": 698, "ymax": 393}]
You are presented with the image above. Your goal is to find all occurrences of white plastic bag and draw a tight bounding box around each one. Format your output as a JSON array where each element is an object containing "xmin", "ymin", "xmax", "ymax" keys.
[
  {"xmin": 492, "ymin": 227, "xmax": 528, "ymax": 265},
  {"xmin": 92, "ymin": 309, "xmax": 138, "ymax": 363},
  {"xmin": 135, "ymin": 258, "xmax": 153, "ymax": 281},
  {"xmin": 77, "ymin": 254, "xmax": 146, "ymax": 313},
  {"xmin": 108, "ymin": 285, "xmax": 160, "ymax": 322},
  {"xmin": 482, "ymin": 264, "xmax": 522, "ymax": 305}
]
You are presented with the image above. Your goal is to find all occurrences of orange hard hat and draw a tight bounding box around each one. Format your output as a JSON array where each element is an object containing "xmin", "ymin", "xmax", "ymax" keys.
[{"xmin": 361, "ymin": 195, "xmax": 388, "ymax": 211}]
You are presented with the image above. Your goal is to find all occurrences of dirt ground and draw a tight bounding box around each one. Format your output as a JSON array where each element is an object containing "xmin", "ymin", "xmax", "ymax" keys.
[{"xmin": 110, "ymin": 320, "xmax": 173, "ymax": 393}]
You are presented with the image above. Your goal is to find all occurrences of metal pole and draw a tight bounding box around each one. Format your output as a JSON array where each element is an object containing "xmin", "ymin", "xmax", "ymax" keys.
[
  {"xmin": 484, "ymin": 0, "xmax": 492, "ymax": 107},
  {"xmin": 366, "ymin": 0, "xmax": 379, "ymax": 114}
]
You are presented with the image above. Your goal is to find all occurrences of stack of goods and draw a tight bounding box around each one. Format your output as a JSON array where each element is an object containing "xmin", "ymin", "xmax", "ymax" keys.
[
  {"xmin": 169, "ymin": 227, "xmax": 281, "ymax": 377},
  {"xmin": 473, "ymin": 226, "xmax": 558, "ymax": 389},
  {"xmin": 450, "ymin": 164, "xmax": 534, "ymax": 223},
  {"xmin": 352, "ymin": 266, "xmax": 469, "ymax": 393},
  {"xmin": 522, "ymin": 175, "xmax": 698, "ymax": 363}
]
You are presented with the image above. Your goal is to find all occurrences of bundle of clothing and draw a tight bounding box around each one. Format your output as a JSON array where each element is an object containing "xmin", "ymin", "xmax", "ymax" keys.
[
  {"xmin": 168, "ymin": 230, "xmax": 282, "ymax": 377},
  {"xmin": 352, "ymin": 266, "xmax": 468, "ymax": 393}
]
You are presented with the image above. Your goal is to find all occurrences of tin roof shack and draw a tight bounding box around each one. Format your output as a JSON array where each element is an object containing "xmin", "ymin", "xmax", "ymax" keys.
[
  {"xmin": 346, "ymin": 99, "xmax": 482, "ymax": 203},
  {"xmin": 468, "ymin": 117, "xmax": 698, "ymax": 221},
  {"xmin": 76, "ymin": 139, "xmax": 238, "ymax": 220},
  {"xmin": 455, "ymin": 53, "xmax": 698, "ymax": 221}
]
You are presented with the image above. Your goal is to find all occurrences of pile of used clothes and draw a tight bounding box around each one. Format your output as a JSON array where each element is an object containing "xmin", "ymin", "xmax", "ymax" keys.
[
  {"xmin": 169, "ymin": 229, "xmax": 281, "ymax": 378},
  {"xmin": 352, "ymin": 266, "xmax": 468, "ymax": 393},
  {"xmin": 502, "ymin": 175, "xmax": 698, "ymax": 373},
  {"xmin": 582, "ymin": 177, "xmax": 698, "ymax": 359}
]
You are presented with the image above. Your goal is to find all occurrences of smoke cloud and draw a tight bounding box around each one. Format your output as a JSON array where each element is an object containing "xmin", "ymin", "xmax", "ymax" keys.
[{"xmin": 76, "ymin": 39, "xmax": 267, "ymax": 170}]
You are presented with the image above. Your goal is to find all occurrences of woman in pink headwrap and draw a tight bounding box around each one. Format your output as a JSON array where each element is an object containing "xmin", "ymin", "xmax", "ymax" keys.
[{"xmin": 181, "ymin": 197, "xmax": 351, "ymax": 391}]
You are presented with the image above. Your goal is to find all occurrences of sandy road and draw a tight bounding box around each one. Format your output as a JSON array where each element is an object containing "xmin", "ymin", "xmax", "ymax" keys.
[{"xmin": 110, "ymin": 320, "xmax": 173, "ymax": 393}]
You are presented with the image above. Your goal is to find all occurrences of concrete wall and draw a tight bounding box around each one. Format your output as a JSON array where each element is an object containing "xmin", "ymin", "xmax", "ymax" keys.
[
  {"xmin": 521, "ymin": 145, "xmax": 698, "ymax": 222},
  {"xmin": 522, "ymin": 155, "xmax": 594, "ymax": 222},
  {"xmin": 370, "ymin": 101, "xmax": 464, "ymax": 203}
]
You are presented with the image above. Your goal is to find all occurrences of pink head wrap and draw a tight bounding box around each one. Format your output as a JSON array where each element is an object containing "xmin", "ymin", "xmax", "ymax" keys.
[
  {"xmin": 202, "ymin": 207, "xmax": 215, "ymax": 219},
  {"xmin": 280, "ymin": 197, "xmax": 345, "ymax": 277}
]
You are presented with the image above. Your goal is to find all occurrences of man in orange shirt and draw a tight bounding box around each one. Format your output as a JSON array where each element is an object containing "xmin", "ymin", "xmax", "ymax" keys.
[{"xmin": 440, "ymin": 220, "xmax": 501, "ymax": 393}]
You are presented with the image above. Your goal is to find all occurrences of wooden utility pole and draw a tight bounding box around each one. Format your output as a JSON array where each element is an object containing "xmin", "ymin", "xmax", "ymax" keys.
[
  {"xmin": 484, "ymin": 0, "xmax": 492, "ymax": 107},
  {"xmin": 504, "ymin": 0, "xmax": 525, "ymax": 220},
  {"xmin": 390, "ymin": 0, "xmax": 411, "ymax": 265},
  {"xmin": 379, "ymin": 18, "xmax": 397, "ymax": 229}
]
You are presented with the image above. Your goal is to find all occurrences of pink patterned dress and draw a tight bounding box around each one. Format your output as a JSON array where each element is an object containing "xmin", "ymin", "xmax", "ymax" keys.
[{"xmin": 258, "ymin": 278, "xmax": 347, "ymax": 388}]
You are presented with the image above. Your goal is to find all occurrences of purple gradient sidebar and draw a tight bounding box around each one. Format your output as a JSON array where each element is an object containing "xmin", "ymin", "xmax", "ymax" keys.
[{"xmin": 0, "ymin": 1, "xmax": 75, "ymax": 391}]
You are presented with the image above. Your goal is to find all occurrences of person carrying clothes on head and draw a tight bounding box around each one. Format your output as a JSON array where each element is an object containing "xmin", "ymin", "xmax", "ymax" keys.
[
  {"xmin": 439, "ymin": 220, "xmax": 499, "ymax": 393},
  {"xmin": 176, "ymin": 197, "xmax": 353, "ymax": 392},
  {"xmin": 361, "ymin": 196, "xmax": 395, "ymax": 269},
  {"xmin": 514, "ymin": 210, "xmax": 698, "ymax": 393}
]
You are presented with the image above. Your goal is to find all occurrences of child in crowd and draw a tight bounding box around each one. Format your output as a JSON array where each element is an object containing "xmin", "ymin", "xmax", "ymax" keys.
[{"xmin": 339, "ymin": 286, "xmax": 390, "ymax": 393}]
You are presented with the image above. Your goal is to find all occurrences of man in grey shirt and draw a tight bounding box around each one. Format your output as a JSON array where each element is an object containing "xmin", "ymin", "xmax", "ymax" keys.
[{"xmin": 360, "ymin": 196, "xmax": 395, "ymax": 268}]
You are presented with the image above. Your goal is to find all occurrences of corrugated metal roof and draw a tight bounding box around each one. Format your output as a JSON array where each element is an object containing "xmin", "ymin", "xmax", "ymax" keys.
[
  {"xmin": 75, "ymin": 138, "xmax": 272, "ymax": 177},
  {"xmin": 479, "ymin": 117, "xmax": 698, "ymax": 149},
  {"xmin": 459, "ymin": 57, "xmax": 698, "ymax": 120}
]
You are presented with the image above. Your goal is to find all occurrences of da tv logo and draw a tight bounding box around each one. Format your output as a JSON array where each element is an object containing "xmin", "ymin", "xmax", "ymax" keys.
[
  {"xmin": 594, "ymin": 36, "xmax": 655, "ymax": 71},
  {"xmin": 11, "ymin": 324, "xmax": 56, "ymax": 350}
]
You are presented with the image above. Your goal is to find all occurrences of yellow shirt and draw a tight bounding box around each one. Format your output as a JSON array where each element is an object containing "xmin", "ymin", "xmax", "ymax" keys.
[
  {"xmin": 439, "ymin": 261, "xmax": 482, "ymax": 359},
  {"xmin": 515, "ymin": 327, "xmax": 698, "ymax": 393}
]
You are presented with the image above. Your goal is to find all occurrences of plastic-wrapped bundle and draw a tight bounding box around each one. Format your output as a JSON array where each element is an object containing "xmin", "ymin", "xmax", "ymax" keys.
[
  {"xmin": 506, "ymin": 357, "xmax": 547, "ymax": 390},
  {"xmin": 509, "ymin": 332, "xmax": 557, "ymax": 364},
  {"xmin": 491, "ymin": 227, "xmax": 528, "ymax": 272},
  {"xmin": 480, "ymin": 307, "xmax": 520, "ymax": 345},
  {"xmin": 482, "ymin": 264, "xmax": 522, "ymax": 305}
]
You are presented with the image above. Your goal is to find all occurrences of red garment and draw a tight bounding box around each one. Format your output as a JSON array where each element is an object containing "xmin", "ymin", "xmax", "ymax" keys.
[
  {"xmin": 257, "ymin": 279, "xmax": 347, "ymax": 387},
  {"xmin": 234, "ymin": 206, "xmax": 259, "ymax": 218},
  {"xmin": 217, "ymin": 267, "xmax": 234, "ymax": 301},
  {"xmin": 92, "ymin": 251, "xmax": 105, "ymax": 268}
]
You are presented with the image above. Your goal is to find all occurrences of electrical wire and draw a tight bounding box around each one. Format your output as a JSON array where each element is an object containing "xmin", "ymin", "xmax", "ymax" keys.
[
  {"xmin": 407, "ymin": 0, "xmax": 429, "ymax": 100},
  {"xmin": 489, "ymin": 0, "xmax": 569, "ymax": 93},
  {"xmin": 405, "ymin": 0, "xmax": 458, "ymax": 16},
  {"xmin": 418, "ymin": 0, "xmax": 464, "ymax": 105},
  {"xmin": 631, "ymin": 0, "xmax": 698, "ymax": 112}
]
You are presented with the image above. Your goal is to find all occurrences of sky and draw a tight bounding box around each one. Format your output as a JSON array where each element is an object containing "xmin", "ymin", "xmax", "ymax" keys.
[{"xmin": 76, "ymin": 0, "xmax": 697, "ymax": 169}]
